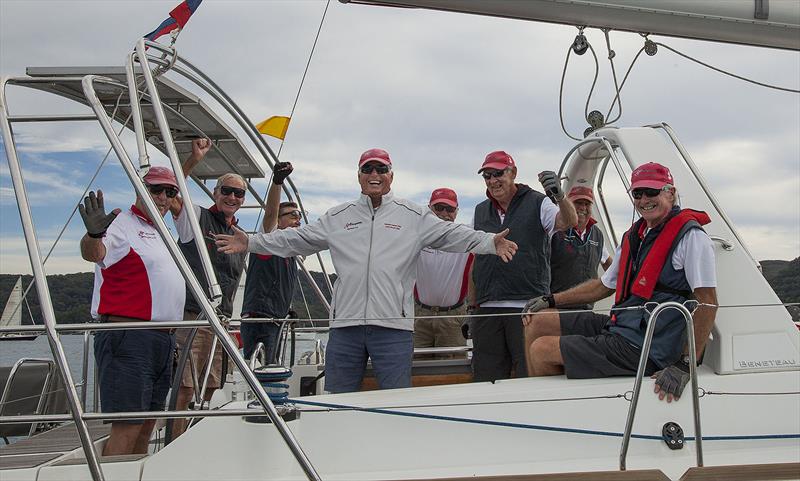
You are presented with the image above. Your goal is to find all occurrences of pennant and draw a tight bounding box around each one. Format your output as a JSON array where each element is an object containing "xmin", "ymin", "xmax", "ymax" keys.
[
  {"xmin": 256, "ymin": 116, "xmax": 291, "ymax": 140},
  {"xmin": 144, "ymin": 0, "xmax": 203, "ymax": 42}
]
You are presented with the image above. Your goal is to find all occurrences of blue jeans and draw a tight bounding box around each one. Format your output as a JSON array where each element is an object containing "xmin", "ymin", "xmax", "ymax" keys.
[
  {"xmin": 324, "ymin": 325, "xmax": 413, "ymax": 393},
  {"xmin": 241, "ymin": 320, "xmax": 281, "ymax": 363}
]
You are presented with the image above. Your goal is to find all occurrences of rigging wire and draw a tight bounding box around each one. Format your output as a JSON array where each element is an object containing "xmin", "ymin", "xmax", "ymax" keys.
[
  {"xmin": 252, "ymin": 0, "xmax": 331, "ymax": 231},
  {"xmin": 558, "ymin": 37, "xmax": 599, "ymax": 141},
  {"xmin": 655, "ymin": 41, "xmax": 800, "ymax": 94},
  {"xmin": 601, "ymin": 29, "xmax": 624, "ymax": 125}
]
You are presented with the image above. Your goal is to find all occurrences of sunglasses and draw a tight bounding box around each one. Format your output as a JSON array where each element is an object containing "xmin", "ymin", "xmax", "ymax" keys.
[
  {"xmin": 432, "ymin": 204, "xmax": 456, "ymax": 213},
  {"xmin": 147, "ymin": 184, "xmax": 178, "ymax": 198},
  {"xmin": 279, "ymin": 210, "xmax": 302, "ymax": 219},
  {"xmin": 360, "ymin": 164, "xmax": 391, "ymax": 175},
  {"xmin": 631, "ymin": 187, "xmax": 666, "ymax": 199},
  {"xmin": 481, "ymin": 169, "xmax": 508, "ymax": 180},
  {"xmin": 219, "ymin": 185, "xmax": 246, "ymax": 198}
]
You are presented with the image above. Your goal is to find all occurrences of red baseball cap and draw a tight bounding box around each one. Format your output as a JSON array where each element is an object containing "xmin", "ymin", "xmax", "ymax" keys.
[
  {"xmin": 143, "ymin": 166, "xmax": 179, "ymax": 189},
  {"xmin": 429, "ymin": 188, "xmax": 458, "ymax": 208},
  {"xmin": 567, "ymin": 186, "xmax": 594, "ymax": 203},
  {"xmin": 630, "ymin": 162, "xmax": 674, "ymax": 190},
  {"xmin": 478, "ymin": 150, "xmax": 515, "ymax": 173},
  {"xmin": 359, "ymin": 148, "xmax": 392, "ymax": 168}
]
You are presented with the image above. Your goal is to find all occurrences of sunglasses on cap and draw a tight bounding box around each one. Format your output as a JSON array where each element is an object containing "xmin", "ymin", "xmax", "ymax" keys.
[
  {"xmin": 360, "ymin": 164, "xmax": 391, "ymax": 175},
  {"xmin": 219, "ymin": 185, "xmax": 246, "ymax": 198},
  {"xmin": 279, "ymin": 210, "xmax": 302, "ymax": 219},
  {"xmin": 147, "ymin": 184, "xmax": 178, "ymax": 198},
  {"xmin": 481, "ymin": 169, "xmax": 508, "ymax": 180},
  {"xmin": 631, "ymin": 187, "xmax": 669, "ymax": 199},
  {"xmin": 432, "ymin": 204, "xmax": 456, "ymax": 213}
]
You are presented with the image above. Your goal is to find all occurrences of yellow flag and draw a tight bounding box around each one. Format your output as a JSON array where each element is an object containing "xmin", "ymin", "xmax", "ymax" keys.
[{"xmin": 256, "ymin": 116, "xmax": 291, "ymax": 140}]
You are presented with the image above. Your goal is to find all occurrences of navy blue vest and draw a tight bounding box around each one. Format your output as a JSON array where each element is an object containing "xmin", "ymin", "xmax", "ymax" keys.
[
  {"xmin": 609, "ymin": 208, "xmax": 702, "ymax": 368},
  {"xmin": 550, "ymin": 224, "xmax": 604, "ymax": 309},
  {"xmin": 473, "ymin": 184, "xmax": 550, "ymax": 304},
  {"xmin": 241, "ymin": 253, "xmax": 297, "ymax": 318},
  {"xmin": 179, "ymin": 206, "xmax": 246, "ymax": 317}
]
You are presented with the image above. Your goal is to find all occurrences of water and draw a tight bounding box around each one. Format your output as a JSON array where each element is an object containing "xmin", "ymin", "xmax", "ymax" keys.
[
  {"xmin": 0, "ymin": 333, "xmax": 97, "ymax": 409},
  {"xmin": 0, "ymin": 330, "xmax": 327, "ymax": 414}
]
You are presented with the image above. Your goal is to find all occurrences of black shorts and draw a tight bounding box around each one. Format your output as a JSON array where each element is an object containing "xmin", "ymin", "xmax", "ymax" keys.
[
  {"xmin": 559, "ymin": 311, "xmax": 657, "ymax": 379},
  {"xmin": 94, "ymin": 329, "xmax": 175, "ymax": 424}
]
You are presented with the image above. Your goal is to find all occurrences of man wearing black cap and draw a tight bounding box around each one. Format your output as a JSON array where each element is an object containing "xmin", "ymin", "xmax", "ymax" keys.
[
  {"xmin": 523, "ymin": 162, "xmax": 718, "ymax": 403},
  {"xmin": 471, "ymin": 150, "xmax": 577, "ymax": 382},
  {"xmin": 216, "ymin": 148, "xmax": 519, "ymax": 393}
]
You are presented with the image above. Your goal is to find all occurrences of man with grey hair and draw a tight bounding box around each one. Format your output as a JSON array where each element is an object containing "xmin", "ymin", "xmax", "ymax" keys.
[{"xmin": 170, "ymin": 138, "xmax": 248, "ymax": 437}]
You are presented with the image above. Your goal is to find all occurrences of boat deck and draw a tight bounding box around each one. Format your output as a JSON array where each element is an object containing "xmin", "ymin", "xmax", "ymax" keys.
[{"xmin": 0, "ymin": 420, "xmax": 110, "ymax": 470}]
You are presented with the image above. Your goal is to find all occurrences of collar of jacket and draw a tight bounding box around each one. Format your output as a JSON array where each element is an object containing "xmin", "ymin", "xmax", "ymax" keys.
[{"xmin": 359, "ymin": 190, "xmax": 395, "ymax": 209}]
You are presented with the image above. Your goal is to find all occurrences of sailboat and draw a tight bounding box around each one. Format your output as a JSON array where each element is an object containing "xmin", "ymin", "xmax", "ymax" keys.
[
  {"xmin": 0, "ymin": 277, "xmax": 38, "ymax": 341},
  {"xmin": 0, "ymin": 1, "xmax": 797, "ymax": 480}
]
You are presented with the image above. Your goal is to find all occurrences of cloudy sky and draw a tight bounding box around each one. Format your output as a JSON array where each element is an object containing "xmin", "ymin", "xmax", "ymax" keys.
[{"xmin": 1, "ymin": 0, "xmax": 798, "ymax": 277}]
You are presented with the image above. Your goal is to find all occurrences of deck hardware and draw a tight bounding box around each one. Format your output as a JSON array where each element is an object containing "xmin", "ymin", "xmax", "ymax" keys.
[
  {"xmin": 645, "ymin": 39, "xmax": 658, "ymax": 56},
  {"xmin": 662, "ymin": 422, "xmax": 685, "ymax": 450},
  {"xmin": 572, "ymin": 33, "xmax": 589, "ymax": 55}
]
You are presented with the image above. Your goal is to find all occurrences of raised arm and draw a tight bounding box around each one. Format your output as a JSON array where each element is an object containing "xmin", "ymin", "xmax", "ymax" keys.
[
  {"xmin": 538, "ymin": 171, "xmax": 578, "ymax": 232},
  {"xmin": 78, "ymin": 190, "xmax": 119, "ymax": 262},
  {"xmin": 171, "ymin": 138, "xmax": 212, "ymax": 216},
  {"xmin": 262, "ymin": 162, "xmax": 293, "ymax": 233}
]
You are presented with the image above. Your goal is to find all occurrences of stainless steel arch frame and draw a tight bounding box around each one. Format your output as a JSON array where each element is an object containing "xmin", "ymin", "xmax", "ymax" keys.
[
  {"xmin": 81, "ymin": 74, "xmax": 322, "ymax": 480},
  {"xmin": 0, "ymin": 76, "xmax": 106, "ymax": 481},
  {"xmin": 619, "ymin": 301, "xmax": 703, "ymax": 471}
]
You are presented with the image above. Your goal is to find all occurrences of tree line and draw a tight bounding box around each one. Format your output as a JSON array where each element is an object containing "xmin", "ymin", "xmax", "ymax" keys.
[{"xmin": 1, "ymin": 258, "xmax": 797, "ymax": 325}]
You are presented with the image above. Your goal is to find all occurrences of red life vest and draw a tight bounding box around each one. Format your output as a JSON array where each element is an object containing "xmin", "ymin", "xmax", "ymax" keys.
[{"xmin": 614, "ymin": 209, "xmax": 711, "ymax": 305}]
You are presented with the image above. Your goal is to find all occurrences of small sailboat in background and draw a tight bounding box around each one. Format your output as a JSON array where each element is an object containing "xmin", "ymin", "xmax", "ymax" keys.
[{"xmin": 1, "ymin": 277, "xmax": 38, "ymax": 341}]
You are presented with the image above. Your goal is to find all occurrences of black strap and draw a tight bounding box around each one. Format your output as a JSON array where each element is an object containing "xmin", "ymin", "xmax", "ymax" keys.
[{"xmin": 414, "ymin": 300, "xmax": 465, "ymax": 312}]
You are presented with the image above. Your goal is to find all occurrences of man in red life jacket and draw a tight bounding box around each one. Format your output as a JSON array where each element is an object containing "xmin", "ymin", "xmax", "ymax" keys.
[{"xmin": 522, "ymin": 163, "xmax": 718, "ymax": 402}]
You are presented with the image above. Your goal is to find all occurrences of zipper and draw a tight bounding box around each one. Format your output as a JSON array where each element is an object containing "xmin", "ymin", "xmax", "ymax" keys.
[{"xmin": 364, "ymin": 210, "xmax": 376, "ymax": 324}]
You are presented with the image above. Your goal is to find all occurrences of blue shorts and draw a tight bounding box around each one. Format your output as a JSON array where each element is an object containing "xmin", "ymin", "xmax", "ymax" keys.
[
  {"xmin": 240, "ymin": 318, "xmax": 282, "ymax": 363},
  {"xmin": 94, "ymin": 329, "xmax": 175, "ymax": 424},
  {"xmin": 324, "ymin": 325, "xmax": 413, "ymax": 393}
]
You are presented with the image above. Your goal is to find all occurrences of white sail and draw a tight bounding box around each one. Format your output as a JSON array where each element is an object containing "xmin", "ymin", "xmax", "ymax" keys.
[{"xmin": 0, "ymin": 276, "xmax": 23, "ymax": 327}]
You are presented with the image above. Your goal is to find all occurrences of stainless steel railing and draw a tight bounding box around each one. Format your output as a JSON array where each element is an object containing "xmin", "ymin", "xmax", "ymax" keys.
[{"xmin": 619, "ymin": 300, "xmax": 703, "ymax": 471}]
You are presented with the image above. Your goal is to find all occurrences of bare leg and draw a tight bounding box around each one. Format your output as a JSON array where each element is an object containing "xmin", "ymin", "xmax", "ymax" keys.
[
  {"xmin": 522, "ymin": 309, "xmax": 562, "ymax": 377},
  {"xmin": 171, "ymin": 386, "xmax": 194, "ymax": 438},
  {"xmin": 530, "ymin": 336, "xmax": 565, "ymax": 376},
  {"xmin": 133, "ymin": 420, "xmax": 156, "ymax": 454},
  {"xmin": 103, "ymin": 422, "xmax": 143, "ymax": 456}
]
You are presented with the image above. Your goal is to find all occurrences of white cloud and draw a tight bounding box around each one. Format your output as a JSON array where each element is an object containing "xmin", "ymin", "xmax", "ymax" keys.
[{"xmin": 1, "ymin": 0, "xmax": 798, "ymax": 275}]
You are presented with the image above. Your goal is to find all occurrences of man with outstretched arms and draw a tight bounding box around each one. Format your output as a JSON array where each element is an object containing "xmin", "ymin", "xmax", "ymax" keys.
[
  {"xmin": 171, "ymin": 137, "xmax": 247, "ymax": 437},
  {"xmin": 240, "ymin": 162, "xmax": 300, "ymax": 363},
  {"xmin": 79, "ymin": 167, "xmax": 184, "ymax": 456},
  {"xmin": 413, "ymin": 188, "xmax": 473, "ymax": 358},
  {"xmin": 523, "ymin": 162, "xmax": 718, "ymax": 403},
  {"xmin": 216, "ymin": 148, "xmax": 518, "ymax": 393},
  {"xmin": 470, "ymin": 151, "xmax": 578, "ymax": 382},
  {"xmin": 549, "ymin": 185, "xmax": 612, "ymax": 311}
]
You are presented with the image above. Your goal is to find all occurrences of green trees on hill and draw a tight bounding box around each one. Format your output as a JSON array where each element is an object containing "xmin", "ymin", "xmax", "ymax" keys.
[
  {"xmin": 1, "ymin": 258, "xmax": 797, "ymax": 324},
  {"xmin": 0, "ymin": 271, "xmax": 335, "ymax": 325}
]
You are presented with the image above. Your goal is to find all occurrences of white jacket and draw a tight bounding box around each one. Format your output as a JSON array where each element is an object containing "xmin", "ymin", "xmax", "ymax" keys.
[{"xmin": 248, "ymin": 191, "xmax": 497, "ymax": 331}]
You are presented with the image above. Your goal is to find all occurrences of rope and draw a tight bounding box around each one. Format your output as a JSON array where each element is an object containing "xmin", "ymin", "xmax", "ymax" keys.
[
  {"xmin": 601, "ymin": 29, "xmax": 623, "ymax": 125},
  {"xmin": 558, "ymin": 34, "xmax": 599, "ymax": 141},
  {"xmin": 655, "ymin": 41, "xmax": 799, "ymax": 94},
  {"xmin": 293, "ymin": 393, "xmax": 625, "ymax": 413},
  {"xmin": 288, "ymin": 398, "xmax": 800, "ymax": 442},
  {"xmin": 276, "ymin": 0, "xmax": 331, "ymax": 159}
]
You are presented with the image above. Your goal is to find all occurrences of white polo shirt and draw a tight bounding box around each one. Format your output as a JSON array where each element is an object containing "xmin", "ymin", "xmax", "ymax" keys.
[
  {"xmin": 91, "ymin": 206, "xmax": 185, "ymax": 322},
  {"xmin": 415, "ymin": 248, "xmax": 474, "ymax": 308}
]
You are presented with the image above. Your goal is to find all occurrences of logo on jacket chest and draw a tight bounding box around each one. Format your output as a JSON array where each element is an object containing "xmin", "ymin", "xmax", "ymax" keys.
[
  {"xmin": 344, "ymin": 221, "xmax": 362, "ymax": 231},
  {"xmin": 384, "ymin": 223, "xmax": 402, "ymax": 230},
  {"xmin": 138, "ymin": 230, "xmax": 157, "ymax": 240}
]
